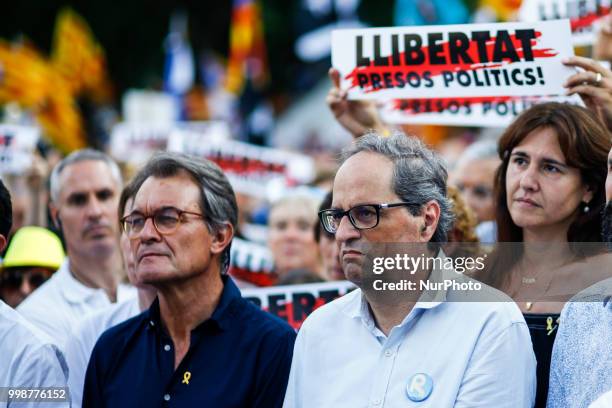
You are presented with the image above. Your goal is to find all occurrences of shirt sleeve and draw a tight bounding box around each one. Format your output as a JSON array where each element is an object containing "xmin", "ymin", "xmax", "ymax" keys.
[
  {"xmin": 82, "ymin": 344, "xmax": 104, "ymax": 408},
  {"xmin": 64, "ymin": 330, "xmax": 91, "ymax": 408},
  {"xmin": 252, "ymin": 329, "xmax": 297, "ymax": 408},
  {"xmin": 282, "ymin": 327, "xmax": 307, "ymax": 408},
  {"xmin": 455, "ymin": 321, "xmax": 537, "ymax": 408},
  {"xmin": 9, "ymin": 343, "xmax": 70, "ymax": 408},
  {"xmin": 546, "ymin": 304, "xmax": 573, "ymax": 408}
]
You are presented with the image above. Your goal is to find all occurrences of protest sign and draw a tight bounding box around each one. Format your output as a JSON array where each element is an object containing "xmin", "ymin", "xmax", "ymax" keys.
[
  {"xmin": 169, "ymin": 135, "xmax": 315, "ymax": 198},
  {"xmin": 241, "ymin": 281, "xmax": 356, "ymax": 330},
  {"xmin": 110, "ymin": 121, "xmax": 229, "ymax": 164},
  {"xmin": 380, "ymin": 94, "xmax": 583, "ymax": 127},
  {"xmin": 229, "ymin": 237, "xmax": 276, "ymax": 287},
  {"xmin": 331, "ymin": 20, "xmax": 574, "ymax": 99},
  {"xmin": 0, "ymin": 124, "xmax": 40, "ymax": 174},
  {"xmin": 520, "ymin": 0, "xmax": 610, "ymax": 46}
]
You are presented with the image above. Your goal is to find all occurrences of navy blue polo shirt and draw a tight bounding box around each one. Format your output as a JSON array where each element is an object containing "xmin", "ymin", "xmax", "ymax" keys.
[{"xmin": 82, "ymin": 277, "xmax": 296, "ymax": 407}]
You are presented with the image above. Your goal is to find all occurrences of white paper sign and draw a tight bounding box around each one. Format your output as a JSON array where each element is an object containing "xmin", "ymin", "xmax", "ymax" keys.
[
  {"xmin": 110, "ymin": 121, "xmax": 230, "ymax": 164},
  {"xmin": 331, "ymin": 20, "xmax": 575, "ymax": 99},
  {"xmin": 380, "ymin": 94, "xmax": 584, "ymax": 127},
  {"xmin": 0, "ymin": 124, "xmax": 40, "ymax": 174},
  {"xmin": 168, "ymin": 136, "xmax": 315, "ymax": 198},
  {"xmin": 519, "ymin": 0, "xmax": 610, "ymax": 46}
]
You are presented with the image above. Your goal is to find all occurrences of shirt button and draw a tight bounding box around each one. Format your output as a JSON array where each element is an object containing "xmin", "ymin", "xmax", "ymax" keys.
[
  {"xmin": 163, "ymin": 394, "xmax": 170, "ymax": 401},
  {"xmin": 372, "ymin": 399, "xmax": 381, "ymax": 406},
  {"xmin": 384, "ymin": 350, "xmax": 393, "ymax": 357},
  {"xmin": 164, "ymin": 344, "xmax": 171, "ymax": 351}
]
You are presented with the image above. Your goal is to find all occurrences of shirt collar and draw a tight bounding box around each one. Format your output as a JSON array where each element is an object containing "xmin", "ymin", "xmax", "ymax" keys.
[
  {"xmin": 146, "ymin": 275, "xmax": 243, "ymax": 335},
  {"xmin": 346, "ymin": 250, "xmax": 450, "ymax": 325},
  {"xmin": 57, "ymin": 259, "xmax": 104, "ymax": 304}
]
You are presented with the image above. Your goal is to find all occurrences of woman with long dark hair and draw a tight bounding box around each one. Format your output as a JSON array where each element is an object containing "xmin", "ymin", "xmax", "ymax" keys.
[{"xmin": 475, "ymin": 102, "xmax": 611, "ymax": 407}]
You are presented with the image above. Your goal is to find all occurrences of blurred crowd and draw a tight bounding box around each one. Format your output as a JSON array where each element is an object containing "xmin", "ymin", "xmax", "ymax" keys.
[{"xmin": 1, "ymin": 4, "xmax": 612, "ymax": 408}]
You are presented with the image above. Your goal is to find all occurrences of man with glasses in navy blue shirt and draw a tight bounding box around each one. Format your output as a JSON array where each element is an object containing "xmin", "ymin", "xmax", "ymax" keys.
[{"xmin": 83, "ymin": 152, "xmax": 295, "ymax": 407}]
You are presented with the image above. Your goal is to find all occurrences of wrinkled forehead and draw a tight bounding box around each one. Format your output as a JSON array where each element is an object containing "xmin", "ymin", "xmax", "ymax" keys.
[
  {"xmin": 132, "ymin": 174, "xmax": 201, "ymax": 212},
  {"xmin": 58, "ymin": 161, "xmax": 120, "ymax": 195},
  {"xmin": 332, "ymin": 152, "xmax": 396, "ymax": 208}
]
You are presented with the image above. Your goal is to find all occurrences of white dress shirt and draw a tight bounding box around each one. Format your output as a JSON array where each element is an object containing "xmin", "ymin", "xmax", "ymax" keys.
[
  {"xmin": 283, "ymin": 267, "xmax": 536, "ymax": 408},
  {"xmin": 0, "ymin": 300, "xmax": 69, "ymax": 408},
  {"xmin": 17, "ymin": 259, "xmax": 136, "ymax": 350},
  {"xmin": 64, "ymin": 297, "xmax": 141, "ymax": 408}
]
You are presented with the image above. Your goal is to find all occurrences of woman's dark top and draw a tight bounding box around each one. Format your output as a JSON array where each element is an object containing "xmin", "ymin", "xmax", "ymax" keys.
[{"xmin": 524, "ymin": 313, "xmax": 561, "ymax": 408}]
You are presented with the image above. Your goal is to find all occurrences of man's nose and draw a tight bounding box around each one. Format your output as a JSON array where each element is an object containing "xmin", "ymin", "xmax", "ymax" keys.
[
  {"xmin": 138, "ymin": 217, "xmax": 162, "ymax": 242},
  {"xmin": 86, "ymin": 196, "xmax": 104, "ymax": 218},
  {"xmin": 334, "ymin": 215, "xmax": 360, "ymax": 243}
]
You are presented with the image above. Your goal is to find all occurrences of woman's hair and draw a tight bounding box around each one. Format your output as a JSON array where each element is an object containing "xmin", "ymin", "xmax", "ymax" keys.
[
  {"xmin": 477, "ymin": 102, "xmax": 611, "ymax": 289},
  {"xmin": 446, "ymin": 186, "xmax": 479, "ymax": 243}
]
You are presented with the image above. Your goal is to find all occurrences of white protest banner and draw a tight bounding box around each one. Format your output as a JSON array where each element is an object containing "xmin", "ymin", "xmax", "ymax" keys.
[
  {"xmin": 0, "ymin": 124, "xmax": 40, "ymax": 174},
  {"xmin": 229, "ymin": 237, "xmax": 276, "ymax": 287},
  {"xmin": 331, "ymin": 20, "xmax": 575, "ymax": 100},
  {"xmin": 380, "ymin": 94, "xmax": 584, "ymax": 127},
  {"xmin": 520, "ymin": 0, "xmax": 610, "ymax": 46},
  {"xmin": 241, "ymin": 281, "xmax": 356, "ymax": 330},
  {"xmin": 110, "ymin": 121, "xmax": 230, "ymax": 164},
  {"xmin": 168, "ymin": 135, "xmax": 315, "ymax": 198}
]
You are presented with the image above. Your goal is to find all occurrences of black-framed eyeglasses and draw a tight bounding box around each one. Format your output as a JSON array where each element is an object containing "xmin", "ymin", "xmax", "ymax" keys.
[
  {"xmin": 120, "ymin": 206, "xmax": 204, "ymax": 237},
  {"xmin": 318, "ymin": 202, "xmax": 416, "ymax": 234}
]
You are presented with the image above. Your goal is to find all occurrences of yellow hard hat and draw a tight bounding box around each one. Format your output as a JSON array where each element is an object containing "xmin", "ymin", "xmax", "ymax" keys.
[{"xmin": 2, "ymin": 226, "xmax": 65, "ymax": 270}]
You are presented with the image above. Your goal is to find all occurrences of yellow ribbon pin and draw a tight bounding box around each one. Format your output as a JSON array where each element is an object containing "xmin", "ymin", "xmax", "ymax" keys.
[
  {"xmin": 182, "ymin": 371, "xmax": 191, "ymax": 385},
  {"xmin": 546, "ymin": 316, "xmax": 554, "ymax": 335}
]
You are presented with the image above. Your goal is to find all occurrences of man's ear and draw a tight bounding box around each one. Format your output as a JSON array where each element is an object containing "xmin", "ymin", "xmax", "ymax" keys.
[
  {"xmin": 50, "ymin": 204, "xmax": 62, "ymax": 231},
  {"xmin": 0, "ymin": 234, "xmax": 6, "ymax": 253},
  {"xmin": 210, "ymin": 223, "xmax": 234, "ymax": 255},
  {"xmin": 420, "ymin": 200, "xmax": 441, "ymax": 242}
]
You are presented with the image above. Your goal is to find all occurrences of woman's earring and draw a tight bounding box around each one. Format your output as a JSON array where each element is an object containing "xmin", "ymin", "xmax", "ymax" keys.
[{"xmin": 583, "ymin": 203, "xmax": 590, "ymax": 213}]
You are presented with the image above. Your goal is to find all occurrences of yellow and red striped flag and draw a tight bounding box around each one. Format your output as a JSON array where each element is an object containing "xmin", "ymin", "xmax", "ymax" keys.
[{"xmin": 225, "ymin": 0, "xmax": 269, "ymax": 94}]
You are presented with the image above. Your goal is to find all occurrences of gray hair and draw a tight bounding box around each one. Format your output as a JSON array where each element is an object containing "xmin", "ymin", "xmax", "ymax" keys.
[
  {"xmin": 269, "ymin": 194, "xmax": 320, "ymax": 222},
  {"xmin": 341, "ymin": 131, "xmax": 454, "ymax": 243},
  {"xmin": 50, "ymin": 148, "xmax": 123, "ymax": 203},
  {"xmin": 125, "ymin": 151, "xmax": 238, "ymax": 274},
  {"xmin": 456, "ymin": 139, "xmax": 500, "ymax": 168}
]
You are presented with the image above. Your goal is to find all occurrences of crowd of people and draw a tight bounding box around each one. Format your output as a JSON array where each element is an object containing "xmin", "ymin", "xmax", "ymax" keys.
[{"xmin": 1, "ymin": 19, "xmax": 612, "ymax": 408}]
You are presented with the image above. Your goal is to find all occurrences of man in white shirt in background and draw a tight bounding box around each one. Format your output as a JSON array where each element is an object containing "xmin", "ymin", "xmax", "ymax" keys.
[
  {"xmin": 284, "ymin": 133, "xmax": 536, "ymax": 408},
  {"xmin": 0, "ymin": 178, "xmax": 69, "ymax": 408},
  {"xmin": 18, "ymin": 149, "xmax": 135, "ymax": 349},
  {"xmin": 64, "ymin": 177, "xmax": 157, "ymax": 408}
]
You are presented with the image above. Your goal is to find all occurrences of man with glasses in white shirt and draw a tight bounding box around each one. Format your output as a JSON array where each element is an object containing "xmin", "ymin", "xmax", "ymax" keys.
[{"xmin": 283, "ymin": 132, "xmax": 536, "ymax": 408}]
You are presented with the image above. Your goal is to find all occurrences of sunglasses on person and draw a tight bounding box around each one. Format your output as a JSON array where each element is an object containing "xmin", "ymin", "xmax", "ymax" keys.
[{"xmin": 1, "ymin": 267, "xmax": 52, "ymax": 290}]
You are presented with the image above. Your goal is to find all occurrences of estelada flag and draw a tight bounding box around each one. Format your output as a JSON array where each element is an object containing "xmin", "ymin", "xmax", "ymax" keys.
[
  {"xmin": 51, "ymin": 7, "xmax": 113, "ymax": 104},
  {"xmin": 0, "ymin": 40, "xmax": 86, "ymax": 152},
  {"xmin": 225, "ymin": 0, "xmax": 269, "ymax": 94}
]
